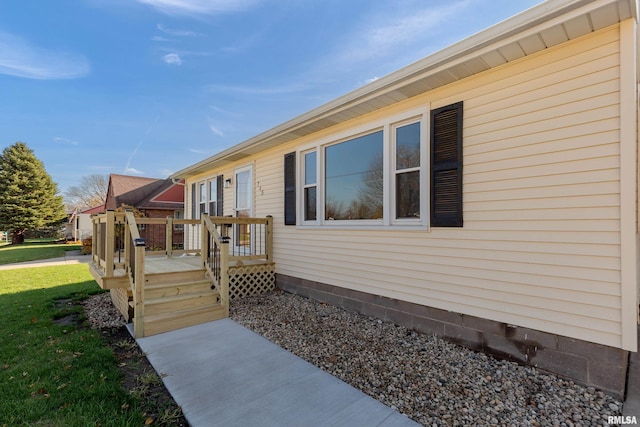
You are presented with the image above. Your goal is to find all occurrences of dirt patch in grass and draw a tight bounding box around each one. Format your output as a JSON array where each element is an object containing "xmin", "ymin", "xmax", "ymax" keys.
[
  {"xmin": 53, "ymin": 313, "xmax": 81, "ymax": 326},
  {"xmin": 99, "ymin": 326, "xmax": 188, "ymax": 426},
  {"xmin": 55, "ymin": 296, "xmax": 188, "ymax": 426}
]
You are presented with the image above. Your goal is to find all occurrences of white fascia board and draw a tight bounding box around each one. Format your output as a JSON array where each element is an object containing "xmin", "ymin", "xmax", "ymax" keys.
[{"xmin": 171, "ymin": 0, "xmax": 637, "ymax": 180}]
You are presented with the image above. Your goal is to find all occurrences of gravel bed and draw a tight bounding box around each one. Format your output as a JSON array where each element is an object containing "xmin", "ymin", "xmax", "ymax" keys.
[
  {"xmin": 82, "ymin": 292, "xmax": 127, "ymax": 329},
  {"xmin": 230, "ymin": 289, "xmax": 623, "ymax": 427},
  {"xmin": 82, "ymin": 290, "xmax": 624, "ymax": 426}
]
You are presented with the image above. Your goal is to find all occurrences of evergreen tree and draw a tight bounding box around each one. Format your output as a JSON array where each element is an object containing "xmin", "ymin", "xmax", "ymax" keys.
[{"xmin": 0, "ymin": 142, "xmax": 67, "ymax": 244}]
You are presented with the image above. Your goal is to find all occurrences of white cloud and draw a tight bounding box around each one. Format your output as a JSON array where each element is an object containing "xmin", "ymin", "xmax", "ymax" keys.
[
  {"xmin": 151, "ymin": 35, "xmax": 171, "ymax": 42},
  {"xmin": 162, "ymin": 53, "xmax": 182, "ymax": 65},
  {"xmin": 124, "ymin": 167, "xmax": 144, "ymax": 175},
  {"xmin": 205, "ymin": 82, "xmax": 308, "ymax": 96},
  {"xmin": 156, "ymin": 24, "xmax": 199, "ymax": 37},
  {"xmin": 124, "ymin": 116, "xmax": 159, "ymax": 176},
  {"xmin": 160, "ymin": 168, "xmax": 173, "ymax": 177},
  {"xmin": 0, "ymin": 31, "xmax": 90, "ymax": 80},
  {"xmin": 337, "ymin": 1, "xmax": 472, "ymax": 65},
  {"xmin": 137, "ymin": 0, "xmax": 262, "ymax": 16},
  {"xmin": 188, "ymin": 148, "xmax": 207, "ymax": 154},
  {"xmin": 53, "ymin": 136, "xmax": 79, "ymax": 146},
  {"xmin": 208, "ymin": 124, "xmax": 224, "ymax": 137}
]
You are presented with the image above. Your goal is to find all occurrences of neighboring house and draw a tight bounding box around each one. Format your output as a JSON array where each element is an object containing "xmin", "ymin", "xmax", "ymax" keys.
[
  {"xmin": 171, "ymin": 0, "xmax": 639, "ymax": 397},
  {"xmin": 66, "ymin": 204, "xmax": 105, "ymax": 240},
  {"xmin": 105, "ymin": 174, "xmax": 185, "ymax": 249}
]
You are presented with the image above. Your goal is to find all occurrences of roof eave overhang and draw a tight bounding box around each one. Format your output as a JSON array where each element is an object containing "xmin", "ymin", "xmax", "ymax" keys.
[{"xmin": 172, "ymin": 0, "xmax": 638, "ymax": 179}]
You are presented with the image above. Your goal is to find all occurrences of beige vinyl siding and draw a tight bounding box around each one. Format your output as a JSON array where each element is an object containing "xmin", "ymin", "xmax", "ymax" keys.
[
  {"xmin": 255, "ymin": 155, "xmax": 283, "ymax": 217},
  {"xmin": 188, "ymin": 25, "xmax": 626, "ymax": 348}
]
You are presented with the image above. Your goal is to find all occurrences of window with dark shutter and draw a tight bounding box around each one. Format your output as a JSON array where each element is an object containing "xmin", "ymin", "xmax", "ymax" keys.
[
  {"xmin": 284, "ymin": 152, "xmax": 296, "ymax": 225},
  {"xmin": 216, "ymin": 175, "xmax": 224, "ymax": 216},
  {"xmin": 430, "ymin": 102, "xmax": 463, "ymax": 227}
]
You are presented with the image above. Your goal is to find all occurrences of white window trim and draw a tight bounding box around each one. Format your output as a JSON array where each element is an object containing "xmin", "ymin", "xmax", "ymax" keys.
[
  {"xmin": 301, "ymin": 149, "xmax": 318, "ymax": 225},
  {"xmin": 296, "ymin": 105, "xmax": 429, "ymax": 229},
  {"xmin": 198, "ymin": 181, "xmax": 206, "ymax": 218},
  {"xmin": 208, "ymin": 178, "xmax": 218, "ymax": 217},
  {"xmin": 233, "ymin": 163, "xmax": 255, "ymax": 253},
  {"xmin": 192, "ymin": 175, "xmax": 220, "ymax": 219},
  {"xmin": 390, "ymin": 117, "xmax": 427, "ymax": 226}
]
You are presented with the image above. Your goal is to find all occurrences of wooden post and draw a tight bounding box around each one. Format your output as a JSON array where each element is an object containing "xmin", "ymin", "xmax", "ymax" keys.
[
  {"xmin": 265, "ymin": 215, "xmax": 273, "ymax": 263},
  {"xmin": 91, "ymin": 216, "xmax": 98, "ymax": 264},
  {"xmin": 200, "ymin": 216, "xmax": 208, "ymax": 267},
  {"xmin": 133, "ymin": 240, "xmax": 146, "ymax": 338},
  {"xmin": 220, "ymin": 236, "xmax": 230, "ymax": 318},
  {"xmin": 105, "ymin": 210, "xmax": 115, "ymax": 277},
  {"xmin": 123, "ymin": 220, "xmax": 131, "ymax": 274},
  {"xmin": 166, "ymin": 216, "xmax": 173, "ymax": 258}
]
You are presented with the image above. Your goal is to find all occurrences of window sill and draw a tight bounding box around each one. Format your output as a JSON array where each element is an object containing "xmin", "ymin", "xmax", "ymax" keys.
[{"xmin": 296, "ymin": 223, "xmax": 429, "ymax": 232}]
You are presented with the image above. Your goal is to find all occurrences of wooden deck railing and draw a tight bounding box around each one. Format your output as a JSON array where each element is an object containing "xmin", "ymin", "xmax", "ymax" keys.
[
  {"xmin": 202, "ymin": 216, "xmax": 230, "ymax": 317},
  {"xmin": 123, "ymin": 211, "xmax": 146, "ymax": 337},
  {"xmin": 91, "ymin": 211, "xmax": 125, "ymax": 276},
  {"xmin": 90, "ymin": 211, "xmax": 273, "ymax": 333}
]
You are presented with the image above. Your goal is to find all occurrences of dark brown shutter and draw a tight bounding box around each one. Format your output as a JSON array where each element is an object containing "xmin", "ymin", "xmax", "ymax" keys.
[
  {"xmin": 284, "ymin": 152, "xmax": 296, "ymax": 225},
  {"xmin": 216, "ymin": 175, "xmax": 224, "ymax": 216},
  {"xmin": 431, "ymin": 102, "xmax": 463, "ymax": 227},
  {"xmin": 191, "ymin": 183, "xmax": 196, "ymax": 219}
]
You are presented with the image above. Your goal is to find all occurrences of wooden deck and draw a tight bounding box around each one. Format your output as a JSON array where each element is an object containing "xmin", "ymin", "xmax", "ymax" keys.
[
  {"xmin": 144, "ymin": 255, "xmax": 269, "ymax": 274},
  {"xmin": 89, "ymin": 212, "xmax": 275, "ymax": 337},
  {"xmin": 145, "ymin": 255, "xmax": 203, "ymax": 274}
]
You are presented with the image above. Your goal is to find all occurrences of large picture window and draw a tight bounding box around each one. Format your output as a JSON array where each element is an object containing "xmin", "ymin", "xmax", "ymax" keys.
[
  {"xmin": 325, "ymin": 131, "xmax": 383, "ymax": 221},
  {"xmin": 290, "ymin": 102, "xmax": 462, "ymax": 228}
]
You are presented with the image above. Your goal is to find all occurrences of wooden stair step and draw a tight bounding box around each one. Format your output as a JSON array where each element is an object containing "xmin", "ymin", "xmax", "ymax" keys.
[
  {"xmin": 145, "ymin": 269, "xmax": 208, "ymax": 286},
  {"xmin": 144, "ymin": 291, "xmax": 220, "ymax": 316},
  {"xmin": 142, "ymin": 304, "xmax": 226, "ymax": 336},
  {"xmin": 144, "ymin": 279, "xmax": 214, "ymax": 299}
]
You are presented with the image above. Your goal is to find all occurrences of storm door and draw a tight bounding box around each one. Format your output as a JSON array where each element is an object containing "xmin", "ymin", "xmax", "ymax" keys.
[{"xmin": 233, "ymin": 165, "xmax": 253, "ymax": 254}]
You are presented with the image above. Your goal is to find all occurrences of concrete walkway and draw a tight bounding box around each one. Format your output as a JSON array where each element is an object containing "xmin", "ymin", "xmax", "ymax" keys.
[
  {"xmin": 3, "ymin": 252, "xmax": 638, "ymax": 422},
  {"xmin": 0, "ymin": 250, "xmax": 90, "ymax": 270},
  {"xmin": 131, "ymin": 319, "xmax": 420, "ymax": 427}
]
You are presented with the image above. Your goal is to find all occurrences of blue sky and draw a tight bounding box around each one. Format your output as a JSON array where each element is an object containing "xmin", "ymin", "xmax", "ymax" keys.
[{"xmin": 0, "ymin": 0, "xmax": 541, "ymax": 197}]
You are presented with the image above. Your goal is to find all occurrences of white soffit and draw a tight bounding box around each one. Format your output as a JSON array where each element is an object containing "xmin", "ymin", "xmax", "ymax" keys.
[{"xmin": 172, "ymin": 0, "xmax": 637, "ymax": 179}]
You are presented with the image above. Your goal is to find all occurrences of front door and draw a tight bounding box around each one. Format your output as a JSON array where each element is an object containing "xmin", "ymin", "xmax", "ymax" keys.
[{"xmin": 234, "ymin": 165, "xmax": 253, "ymax": 254}]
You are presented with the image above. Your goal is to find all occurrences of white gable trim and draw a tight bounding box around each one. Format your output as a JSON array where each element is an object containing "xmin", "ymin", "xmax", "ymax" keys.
[{"xmin": 171, "ymin": 0, "xmax": 637, "ymax": 180}]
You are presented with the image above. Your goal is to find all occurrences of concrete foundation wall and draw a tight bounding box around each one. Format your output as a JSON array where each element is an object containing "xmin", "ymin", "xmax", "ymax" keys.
[{"xmin": 277, "ymin": 274, "xmax": 630, "ymax": 399}]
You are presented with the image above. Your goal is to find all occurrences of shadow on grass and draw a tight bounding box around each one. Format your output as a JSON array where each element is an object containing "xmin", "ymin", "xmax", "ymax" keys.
[
  {"xmin": 0, "ymin": 265, "xmax": 187, "ymax": 426},
  {"xmin": 0, "ymin": 270, "xmax": 145, "ymax": 426}
]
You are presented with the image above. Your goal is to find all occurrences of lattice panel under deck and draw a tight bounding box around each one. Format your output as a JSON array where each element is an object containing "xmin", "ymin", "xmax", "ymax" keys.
[{"xmin": 229, "ymin": 263, "xmax": 275, "ymax": 300}]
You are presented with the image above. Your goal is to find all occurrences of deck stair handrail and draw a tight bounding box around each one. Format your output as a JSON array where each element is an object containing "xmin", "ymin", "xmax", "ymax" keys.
[
  {"xmin": 123, "ymin": 210, "xmax": 146, "ymax": 338},
  {"xmin": 91, "ymin": 210, "xmax": 126, "ymax": 276},
  {"xmin": 201, "ymin": 215, "xmax": 230, "ymax": 317}
]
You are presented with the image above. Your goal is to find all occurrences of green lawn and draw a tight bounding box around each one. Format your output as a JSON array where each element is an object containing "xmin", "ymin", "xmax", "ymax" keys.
[
  {"xmin": 0, "ymin": 265, "xmax": 149, "ymax": 426},
  {"xmin": 0, "ymin": 239, "xmax": 82, "ymax": 265}
]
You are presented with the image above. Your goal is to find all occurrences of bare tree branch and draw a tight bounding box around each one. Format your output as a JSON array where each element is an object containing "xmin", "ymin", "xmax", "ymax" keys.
[{"xmin": 65, "ymin": 174, "xmax": 108, "ymax": 210}]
